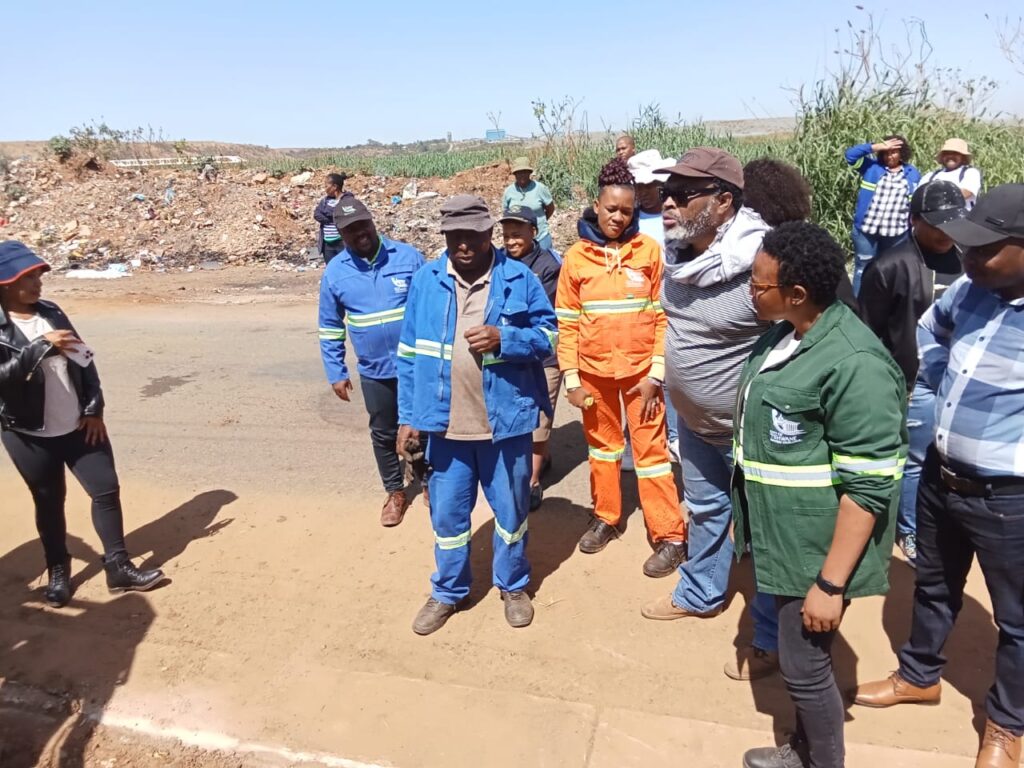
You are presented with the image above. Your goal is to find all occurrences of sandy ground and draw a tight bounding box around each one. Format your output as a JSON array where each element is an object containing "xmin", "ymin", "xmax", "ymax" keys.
[{"xmin": 0, "ymin": 270, "xmax": 997, "ymax": 767}]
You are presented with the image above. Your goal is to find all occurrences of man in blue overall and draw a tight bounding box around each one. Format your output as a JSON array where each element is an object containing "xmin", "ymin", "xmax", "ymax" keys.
[{"xmin": 397, "ymin": 194, "xmax": 557, "ymax": 635}]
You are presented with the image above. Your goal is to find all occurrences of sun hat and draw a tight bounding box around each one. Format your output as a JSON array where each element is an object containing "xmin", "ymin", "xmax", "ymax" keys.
[
  {"xmin": 0, "ymin": 241, "xmax": 50, "ymax": 285},
  {"xmin": 627, "ymin": 149, "xmax": 677, "ymax": 184}
]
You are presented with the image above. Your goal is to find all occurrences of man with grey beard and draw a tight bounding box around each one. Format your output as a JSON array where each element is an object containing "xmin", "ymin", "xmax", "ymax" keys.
[{"xmin": 641, "ymin": 148, "xmax": 781, "ymax": 680}]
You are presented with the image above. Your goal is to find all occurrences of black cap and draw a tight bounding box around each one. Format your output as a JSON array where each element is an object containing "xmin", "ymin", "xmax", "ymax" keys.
[
  {"xmin": 940, "ymin": 184, "xmax": 1024, "ymax": 247},
  {"xmin": 911, "ymin": 180, "xmax": 966, "ymax": 227},
  {"xmin": 333, "ymin": 197, "xmax": 373, "ymax": 231},
  {"xmin": 498, "ymin": 205, "xmax": 538, "ymax": 227}
]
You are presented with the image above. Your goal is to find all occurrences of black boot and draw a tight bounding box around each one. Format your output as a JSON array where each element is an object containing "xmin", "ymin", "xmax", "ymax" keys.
[
  {"xmin": 44, "ymin": 558, "xmax": 72, "ymax": 608},
  {"xmin": 104, "ymin": 555, "xmax": 164, "ymax": 594}
]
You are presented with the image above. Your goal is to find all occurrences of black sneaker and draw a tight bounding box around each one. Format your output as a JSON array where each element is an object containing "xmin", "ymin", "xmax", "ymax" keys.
[
  {"xmin": 104, "ymin": 556, "xmax": 165, "ymax": 594},
  {"xmin": 44, "ymin": 558, "xmax": 72, "ymax": 608},
  {"xmin": 578, "ymin": 518, "xmax": 617, "ymax": 554},
  {"xmin": 742, "ymin": 743, "xmax": 808, "ymax": 768}
]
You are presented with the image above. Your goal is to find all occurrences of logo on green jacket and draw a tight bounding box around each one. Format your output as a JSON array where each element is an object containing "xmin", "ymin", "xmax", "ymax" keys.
[{"xmin": 770, "ymin": 408, "xmax": 806, "ymax": 446}]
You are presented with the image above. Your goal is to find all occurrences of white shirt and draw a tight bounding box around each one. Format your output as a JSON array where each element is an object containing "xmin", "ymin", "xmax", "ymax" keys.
[
  {"xmin": 921, "ymin": 166, "xmax": 983, "ymax": 209},
  {"xmin": 739, "ymin": 330, "xmax": 802, "ymax": 447},
  {"xmin": 10, "ymin": 314, "xmax": 82, "ymax": 437}
]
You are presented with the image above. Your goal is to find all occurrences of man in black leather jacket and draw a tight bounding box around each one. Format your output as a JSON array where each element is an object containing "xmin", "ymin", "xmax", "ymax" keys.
[{"xmin": 858, "ymin": 180, "xmax": 966, "ymax": 566}]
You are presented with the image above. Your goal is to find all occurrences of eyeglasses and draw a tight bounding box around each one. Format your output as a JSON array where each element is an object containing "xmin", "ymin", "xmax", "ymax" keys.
[
  {"xmin": 749, "ymin": 281, "xmax": 781, "ymax": 296},
  {"xmin": 659, "ymin": 185, "xmax": 719, "ymax": 204}
]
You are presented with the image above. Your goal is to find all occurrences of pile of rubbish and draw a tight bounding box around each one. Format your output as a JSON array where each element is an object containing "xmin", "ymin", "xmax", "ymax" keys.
[{"xmin": 0, "ymin": 156, "xmax": 516, "ymax": 274}]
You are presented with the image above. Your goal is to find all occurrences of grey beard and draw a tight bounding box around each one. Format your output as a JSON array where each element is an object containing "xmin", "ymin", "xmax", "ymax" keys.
[{"xmin": 664, "ymin": 204, "xmax": 715, "ymax": 244}]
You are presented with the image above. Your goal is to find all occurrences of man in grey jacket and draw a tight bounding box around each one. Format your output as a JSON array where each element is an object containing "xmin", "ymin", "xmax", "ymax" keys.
[{"xmin": 641, "ymin": 149, "xmax": 780, "ymax": 682}]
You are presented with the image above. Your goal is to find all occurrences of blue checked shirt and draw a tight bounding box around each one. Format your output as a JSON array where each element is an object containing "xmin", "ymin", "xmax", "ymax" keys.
[{"xmin": 917, "ymin": 275, "xmax": 1024, "ymax": 478}]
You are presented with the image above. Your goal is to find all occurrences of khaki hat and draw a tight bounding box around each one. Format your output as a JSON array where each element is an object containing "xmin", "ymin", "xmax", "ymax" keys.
[
  {"xmin": 937, "ymin": 138, "xmax": 971, "ymax": 161},
  {"xmin": 510, "ymin": 157, "xmax": 534, "ymax": 174},
  {"xmin": 657, "ymin": 147, "xmax": 744, "ymax": 190},
  {"xmin": 440, "ymin": 194, "xmax": 495, "ymax": 233}
]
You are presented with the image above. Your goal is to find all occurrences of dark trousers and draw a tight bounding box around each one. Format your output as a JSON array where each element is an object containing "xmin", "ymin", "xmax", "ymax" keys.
[
  {"xmin": 2, "ymin": 428, "xmax": 127, "ymax": 567},
  {"xmin": 359, "ymin": 376, "xmax": 404, "ymax": 493},
  {"xmin": 777, "ymin": 595, "xmax": 846, "ymax": 768},
  {"xmin": 898, "ymin": 446, "xmax": 1024, "ymax": 735},
  {"xmin": 323, "ymin": 239, "xmax": 344, "ymax": 264}
]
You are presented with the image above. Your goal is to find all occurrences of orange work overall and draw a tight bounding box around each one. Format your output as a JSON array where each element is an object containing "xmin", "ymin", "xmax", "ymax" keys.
[{"xmin": 556, "ymin": 233, "xmax": 685, "ymax": 542}]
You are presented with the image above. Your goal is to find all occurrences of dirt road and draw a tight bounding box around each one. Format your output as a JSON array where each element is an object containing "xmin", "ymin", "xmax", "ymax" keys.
[{"xmin": 0, "ymin": 271, "xmax": 994, "ymax": 767}]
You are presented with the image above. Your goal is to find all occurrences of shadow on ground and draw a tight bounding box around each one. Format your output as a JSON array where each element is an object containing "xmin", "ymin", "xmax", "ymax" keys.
[{"xmin": 0, "ymin": 489, "xmax": 237, "ymax": 767}]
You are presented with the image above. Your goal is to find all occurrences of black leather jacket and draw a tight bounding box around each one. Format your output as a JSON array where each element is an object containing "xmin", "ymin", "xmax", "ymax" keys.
[{"xmin": 0, "ymin": 300, "xmax": 104, "ymax": 432}]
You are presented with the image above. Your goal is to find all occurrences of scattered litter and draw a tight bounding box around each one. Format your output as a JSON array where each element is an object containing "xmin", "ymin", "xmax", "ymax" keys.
[
  {"xmin": 65, "ymin": 264, "xmax": 130, "ymax": 279},
  {"xmin": 131, "ymin": 193, "xmax": 146, "ymax": 202}
]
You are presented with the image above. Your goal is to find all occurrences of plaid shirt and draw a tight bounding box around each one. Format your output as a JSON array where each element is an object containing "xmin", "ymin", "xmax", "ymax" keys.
[
  {"xmin": 861, "ymin": 170, "xmax": 910, "ymax": 236},
  {"xmin": 918, "ymin": 276, "xmax": 1024, "ymax": 478}
]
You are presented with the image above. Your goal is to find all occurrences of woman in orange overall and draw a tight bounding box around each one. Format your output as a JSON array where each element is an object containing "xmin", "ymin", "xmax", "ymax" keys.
[{"xmin": 556, "ymin": 158, "xmax": 686, "ymax": 577}]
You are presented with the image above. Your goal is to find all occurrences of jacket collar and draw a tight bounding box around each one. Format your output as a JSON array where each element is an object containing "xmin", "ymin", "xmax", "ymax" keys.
[
  {"xmin": 337, "ymin": 237, "xmax": 391, "ymax": 272},
  {"xmin": 432, "ymin": 248, "xmax": 521, "ymax": 286},
  {"xmin": 0, "ymin": 298, "xmax": 58, "ymax": 328},
  {"xmin": 576, "ymin": 206, "xmax": 640, "ymax": 246},
  {"xmin": 777, "ymin": 300, "xmax": 850, "ymax": 355}
]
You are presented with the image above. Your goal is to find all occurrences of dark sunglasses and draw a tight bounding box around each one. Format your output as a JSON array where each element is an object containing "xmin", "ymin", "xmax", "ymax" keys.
[{"xmin": 659, "ymin": 184, "xmax": 720, "ymax": 204}]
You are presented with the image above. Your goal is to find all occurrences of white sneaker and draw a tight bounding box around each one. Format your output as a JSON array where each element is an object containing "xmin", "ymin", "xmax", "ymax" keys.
[{"xmin": 668, "ymin": 438, "xmax": 680, "ymax": 464}]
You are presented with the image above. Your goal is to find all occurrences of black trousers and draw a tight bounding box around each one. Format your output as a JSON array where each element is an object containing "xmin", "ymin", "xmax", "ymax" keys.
[
  {"xmin": 898, "ymin": 446, "xmax": 1024, "ymax": 735},
  {"xmin": 323, "ymin": 239, "xmax": 344, "ymax": 265},
  {"xmin": 2, "ymin": 428, "xmax": 127, "ymax": 567},
  {"xmin": 777, "ymin": 595, "xmax": 846, "ymax": 768},
  {"xmin": 359, "ymin": 376, "xmax": 404, "ymax": 493}
]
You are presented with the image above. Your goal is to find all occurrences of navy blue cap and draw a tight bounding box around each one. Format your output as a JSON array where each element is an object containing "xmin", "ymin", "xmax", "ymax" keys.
[
  {"xmin": 498, "ymin": 205, "xmax": 538, "ymax": 228},
  {"xmin": 0, "ymin": 241, "xmax": 50, "ymax": 285}
]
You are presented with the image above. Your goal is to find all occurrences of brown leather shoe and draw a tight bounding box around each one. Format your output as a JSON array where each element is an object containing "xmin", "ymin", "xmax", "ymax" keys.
[
  {"xmin": 641, "ymin": 594, "xmax": 724, "ymax": 621},
  {"xmin": 977, "ymin": 719, "xmax": 1021, "ymax": 768},
  {"xmin": 853, "ymin": 671, "xmax": 941, "ymax": 708},
  {"xmin": 412, "ymin": 598, "xmax": 457, "ymax": 635},
  {"xmin": 725, "ymin": 646, "xmax": 780, "ymax": 681},
  {"xmin": 578, "ymin": 518, "xmax": 618, "ymax": 554},
  {"xmin": 381, "ymin": 489, "xmax": 409, "ymax": 527}
]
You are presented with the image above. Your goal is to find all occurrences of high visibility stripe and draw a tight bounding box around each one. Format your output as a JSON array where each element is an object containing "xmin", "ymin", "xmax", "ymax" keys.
[
  {"xmin": 318, "ymin": 326, "xmax": 346, "ymax": 341},
  {"xmin": 832, "ymin": 454, "xmax": 906, "ymax": 477},
  {"xmin": 415, "ymin": 339, "xmax": 453, "ymax": 360},
  {"xmin": 435, "ymin": 530, "xmax": 471, "ymax": 550},
  {"xmin": 347, "ymin": 307, "xmax": 406, "ymax": 328},
  {"xmin": 859, "ymin": 181, "xmax": 877, "ymax": 191},
  {"xmin": 541, "ymin": 327, "xmax": 558, "ymax": 349},
  {"xmin": 741, "ymin": 459, "xmax": 839, "ymax": 487},
  {"xmin": 636, "ymin": 462, "xmax": 672, "ymax": 479},
  {"xmin": 482, "ymin": 352, "xmax": 505, "ymax": 366},
  {"xmin": 397, "ymin": 342, "xmax": 417, "ymax": 359},
  {"xmin": 581, "ymin": 299, "xmax": 655, "ymax": 315},
  {"xmin": 651, "ymin": 301, "xmax": 664, "ymax": 313},
  {"xmin": 589, "ymin": 446, "xmax": 624, "ymax": 462},
  {"xmin": 555, "ymin": 308, "xmax": 581, "ymax": 320},
  {"xmin": 495, "ymin": 519, "xmax": 528, "ymax": 546},
  {"xmin": 852, "ymin": 157, "xmax": 865, "ymax": 170}
]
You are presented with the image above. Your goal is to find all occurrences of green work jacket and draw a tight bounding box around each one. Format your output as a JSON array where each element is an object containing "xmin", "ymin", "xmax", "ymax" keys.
[{"xmin": 732, "ymin": 301, "xmax": 908, "ymax": 599}]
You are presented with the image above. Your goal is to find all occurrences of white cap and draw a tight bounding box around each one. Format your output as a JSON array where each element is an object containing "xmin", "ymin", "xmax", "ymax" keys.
[{"xmin": 627, "ymin": 149, "xmax": 676, "ymax": 184}]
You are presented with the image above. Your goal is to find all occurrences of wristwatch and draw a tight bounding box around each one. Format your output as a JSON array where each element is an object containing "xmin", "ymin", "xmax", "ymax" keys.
[{"xmin": 815, "ymin": 572, "xmax": 846, "ymax": 596}]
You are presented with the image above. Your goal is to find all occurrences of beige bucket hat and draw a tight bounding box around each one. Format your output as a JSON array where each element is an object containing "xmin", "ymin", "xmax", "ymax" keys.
[
  {"xmin": 510, "ymin": 157, "xmax": 534, "ymax": 174},
  {"xmin": 937, "ymin": 138, "xmax": 971, "ymax": 161}
]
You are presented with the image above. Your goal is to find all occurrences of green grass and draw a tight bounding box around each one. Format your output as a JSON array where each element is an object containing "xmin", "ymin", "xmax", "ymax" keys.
[{"xmin": 258, "ymin": 147, "xmax": 518, "ymax": 179}]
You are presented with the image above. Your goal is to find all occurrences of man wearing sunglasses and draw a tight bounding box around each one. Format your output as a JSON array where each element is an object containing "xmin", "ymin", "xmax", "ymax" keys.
[{"xmin": 641, "ymin": 148, "xmax": 781, "ymax": 681}]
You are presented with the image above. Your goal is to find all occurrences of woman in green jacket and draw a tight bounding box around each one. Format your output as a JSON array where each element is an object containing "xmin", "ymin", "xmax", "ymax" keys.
[{"xmin": 735, "ymin": 222, "xmax": 907, "ymax": 768}]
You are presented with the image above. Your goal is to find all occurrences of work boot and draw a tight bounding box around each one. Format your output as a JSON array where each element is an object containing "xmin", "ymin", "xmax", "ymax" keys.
[
  {"xmin": 641, "ymin": 594, "xmax": 723, "ymax": 621},
  {"xmin": 725, "ymin": 646, "xmax": 780, "ymax": 681},
  {"xmin": 44, "ymin": 558, "xmax": 72, "ymax": 608},
  {"xmin": 853, "ymin": 671, "xmax": 941, "ymax": 707},
  {"xmin": 742, "ymin": 743, "xmax": 808, "ymax": 768},
  {"xmin": 529, "ymin": 484, "xmax": 543, "ymax": 512},
  {"xmin": 104, "ymin": 555, "xmax": 164, "ymax": 594},
  {"xmin": 501, "ymin": 590, "xmax": 534, "ymax": 628},
  {"xmin": 412, "ymin": 597, "xmax": 457, "ymax": 636},
  {"xmin": 977, "ymin": 719, "xmax": 1021, "ymax": 768},
  {"xmin": 578, "ymin": 518, "xmax": 617, "ymax": 554},
  {"xmin": 381, "ymin": 489, "xmax": 410, "ymax": 527},
  {"xmin": 642, "ymin": 540, "xmax": 687, "ymax": 578}
]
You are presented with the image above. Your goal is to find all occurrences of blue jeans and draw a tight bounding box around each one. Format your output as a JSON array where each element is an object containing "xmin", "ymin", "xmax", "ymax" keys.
[
  {"xmin": 671, "ymin": 420, "xmax": 777, "ymax": 652},
  {"xmin": 425, "ymin": 434, "xmax": 532, "ymax": 604},
  {"xmin": 899, "ymin": 378, "xmax": 936, "ymax": 539},
  {"xmin": 851, "ymin": 227, "xmax": 906, "ymax": 296},
  {"xmin": 663, "ymin": 385, "xmax": 679, "ymax": 444}
]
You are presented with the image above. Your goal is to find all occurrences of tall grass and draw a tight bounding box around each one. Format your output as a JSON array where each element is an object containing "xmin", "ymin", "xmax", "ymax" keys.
[{"xmin": 261, "ymin": 148, "xmax": 516, "ymax": 178}]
